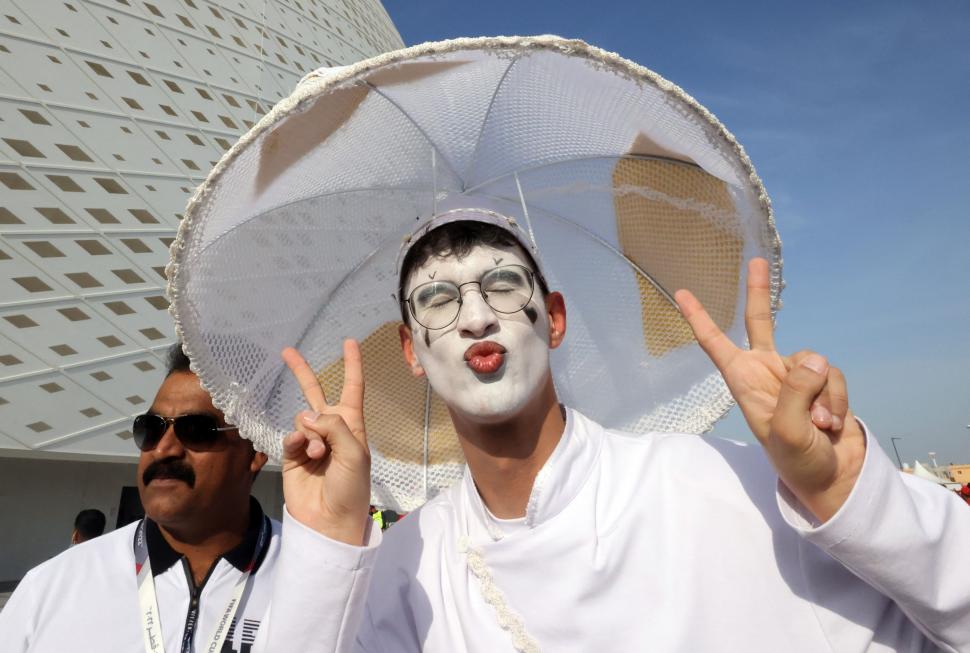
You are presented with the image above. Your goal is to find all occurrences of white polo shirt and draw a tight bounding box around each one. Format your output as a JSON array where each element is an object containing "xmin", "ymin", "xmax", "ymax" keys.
[{"xmin": 0, "ymin": 500, "xmax": 280, "ymax": 652}]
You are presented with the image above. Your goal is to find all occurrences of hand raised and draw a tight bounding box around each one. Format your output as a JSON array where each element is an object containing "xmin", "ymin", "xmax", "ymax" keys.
[
  {"xmin": 281, "ymin": 340, "xmax": 371, "ymax": 545},
  {"xmin": 675, "ymin": 258, "xmax": 866, "ymax": 522}
]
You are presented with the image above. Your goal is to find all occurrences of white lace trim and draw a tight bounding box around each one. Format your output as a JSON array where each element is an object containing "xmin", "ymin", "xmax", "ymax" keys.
[{"xmin": 458, "ymin": 536, "xmax": 540, "ymax": 653}]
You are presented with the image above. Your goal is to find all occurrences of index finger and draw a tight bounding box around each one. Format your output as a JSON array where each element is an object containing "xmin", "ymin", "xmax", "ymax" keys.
[
  {"xmin": 282, "ymin": 347, "xmax": 327, "ymax": 413},
  {"xmin": 675, "ymin": 288, "xmax": 740, "ymax": 372},
  {"xmin": 339, "ymin": 339, "xmax": 364, "ymax": 412},
  {"xmin": 745, "ymin": 258, "xmax": 776, "ymax": 352}
]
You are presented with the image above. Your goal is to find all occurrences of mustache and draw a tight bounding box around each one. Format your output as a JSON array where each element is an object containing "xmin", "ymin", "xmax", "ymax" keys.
[{"xmin": 142, "ymin": 458, "xmax": 195, "ymax": 488}]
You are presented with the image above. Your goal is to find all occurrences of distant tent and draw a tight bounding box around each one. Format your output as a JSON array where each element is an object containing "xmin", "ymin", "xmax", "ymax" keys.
[{"xmin": 912, "ymin": 461, "xmax": 962, "ymax": 491}]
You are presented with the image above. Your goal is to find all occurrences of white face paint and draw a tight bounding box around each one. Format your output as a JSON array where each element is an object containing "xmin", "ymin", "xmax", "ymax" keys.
[{"xmin": 405, "ymin": 244, "xmax": 551, "ymax": 422}]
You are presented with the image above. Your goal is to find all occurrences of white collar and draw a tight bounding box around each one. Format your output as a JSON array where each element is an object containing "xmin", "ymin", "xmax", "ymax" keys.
[{"xmin": 460, "ymin": 407, "xmax": 604, "ymax": 543}]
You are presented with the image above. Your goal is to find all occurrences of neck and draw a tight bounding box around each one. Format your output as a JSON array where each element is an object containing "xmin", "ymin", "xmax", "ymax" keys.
[
  {"xmin": 155, "ymin": 502, "xmax": 252, "ymax": 586},
  {"xmin": 452, "ymin": 376, "xmax": 565, "ymax": 519}
]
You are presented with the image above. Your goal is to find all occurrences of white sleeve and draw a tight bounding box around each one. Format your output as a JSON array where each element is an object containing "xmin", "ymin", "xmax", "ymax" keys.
[
  {"xmin": 0, "ymin": 570, "xmax": 40, "ymax": 652},
  {"xmin": 258, "ymin": 507, "xmax": 382, "ymax": 652},
  {"xmin": 778, "ymin": 421, "xmax": 970, "ymax": 653}
]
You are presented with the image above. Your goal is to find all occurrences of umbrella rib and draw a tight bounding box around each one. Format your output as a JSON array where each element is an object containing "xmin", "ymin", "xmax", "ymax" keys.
[
  {"xmin": 194, "ymin": 186, "xmax": 451, "ymax": 256},
  {"xmin": 364, "ymin": 81, "xmax": 464, "ymax": 189},
  {"xmin": 464, "ymin": 154, "xmax": 708, "ymax": 195},
  {"xmin": 471, "ymin": 190, "xmax": 678, "ymax": 307},
  {"xmin": 423, "ymin": 381, "xmax": 432, "ymax": 500},
  {"xmin": 464, "ymin": 55, "xmax": 520, "ymax": 184}
]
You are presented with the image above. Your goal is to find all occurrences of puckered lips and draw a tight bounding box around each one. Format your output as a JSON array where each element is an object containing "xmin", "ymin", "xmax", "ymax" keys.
[{"xmin": 464, "ymin": 341, "xmax": 506, "ymax": 375}]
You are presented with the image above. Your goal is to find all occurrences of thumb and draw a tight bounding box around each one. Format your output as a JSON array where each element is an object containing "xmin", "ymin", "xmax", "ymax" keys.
[
  {"xmin": 281, "ymin": 430, "xmax": 312, "ymax": 465},
  {"xmin": 771, "ymin": 353, "xmax": 829, "ymax": 449}
]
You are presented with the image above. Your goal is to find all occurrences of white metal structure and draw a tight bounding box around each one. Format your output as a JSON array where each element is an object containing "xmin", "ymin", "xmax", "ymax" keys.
[{"xmin": 0, "ymin": 0, "xmax": 402, "ymax": 461}]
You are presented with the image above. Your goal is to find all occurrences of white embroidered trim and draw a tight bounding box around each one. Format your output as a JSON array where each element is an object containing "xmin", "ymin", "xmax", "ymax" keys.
[{"xmin": 458, "ymin": 536, "xmax": 541, "ymax": 653}]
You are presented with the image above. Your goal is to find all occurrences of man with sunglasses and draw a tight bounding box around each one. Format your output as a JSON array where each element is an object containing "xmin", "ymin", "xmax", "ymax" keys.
[
  {"xmin": 0, "ymin": 345, "xmax": 326, "ymax": 652},
  {"xmin": 269, "ymin": 211, "xmax": 970, "ymax": 652}
]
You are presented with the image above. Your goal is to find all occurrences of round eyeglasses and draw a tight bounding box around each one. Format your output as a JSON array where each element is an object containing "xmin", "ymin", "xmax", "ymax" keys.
[{"xmin": 404, "ymin": 264, "xmax": 537, "ymax": 330}]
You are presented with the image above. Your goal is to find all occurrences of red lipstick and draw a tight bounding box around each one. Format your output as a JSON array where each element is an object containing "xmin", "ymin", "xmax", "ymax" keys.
[{"xmin": 464, "ymin": 341, "xmax": 506, "ymax": 374}]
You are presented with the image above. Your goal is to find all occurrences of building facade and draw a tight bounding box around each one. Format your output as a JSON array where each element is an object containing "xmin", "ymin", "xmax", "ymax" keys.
[{"xmin": 0, "ymin": 0, "xmax": 402, "ymax": 583}]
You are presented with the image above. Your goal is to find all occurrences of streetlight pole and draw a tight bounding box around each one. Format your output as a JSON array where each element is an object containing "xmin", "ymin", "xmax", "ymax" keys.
[{"xmin": 890, "ymin": 437, "xmax": 903, "ymax": 470}]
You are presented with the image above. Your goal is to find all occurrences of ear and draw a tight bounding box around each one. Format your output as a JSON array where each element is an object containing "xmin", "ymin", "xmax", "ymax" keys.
[
  {"xmin": 71, "ymin": 529, "xmax": 80, "ymax": 545},
  {"xmin": 250, "ymin": 451, "xmax": 268, "ymax": 476},
  {"xmin": 398, "ymin": 324, "xmax": 426, "ymax": 378},
  {"xmin": 545, "ymin": 291, "xmax": 567, "ymax": 349}
]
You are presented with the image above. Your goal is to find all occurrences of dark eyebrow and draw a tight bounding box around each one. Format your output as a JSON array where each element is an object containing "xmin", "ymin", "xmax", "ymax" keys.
[
  {"xmin": 489, "ymin": 267, "xmax": 525, "ymax": 281},
  {"xmin": 416, "ymin": 283, "xmax": 446, "ymax": 304}
]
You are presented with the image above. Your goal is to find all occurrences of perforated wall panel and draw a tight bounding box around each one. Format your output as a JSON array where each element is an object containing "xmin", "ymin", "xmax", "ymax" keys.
[{"xmin": 0, "ymin": 0, "xmax": 403, "ymax": 459}]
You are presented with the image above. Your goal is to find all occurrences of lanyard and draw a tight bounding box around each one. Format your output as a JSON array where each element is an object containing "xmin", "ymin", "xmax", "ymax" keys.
[{"xmin": 134, "ymin": 516, "xmax": 270, "ymax": 653}]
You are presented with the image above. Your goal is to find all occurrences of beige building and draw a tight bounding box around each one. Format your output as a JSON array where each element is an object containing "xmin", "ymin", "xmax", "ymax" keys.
[{"xmin": 948, "ymin": 464, "xmax": 970, "ymax": 485}]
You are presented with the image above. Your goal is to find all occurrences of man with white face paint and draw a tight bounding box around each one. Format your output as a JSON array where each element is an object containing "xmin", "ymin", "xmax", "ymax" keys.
[
  {"xmin": 400, "ymin": 236, "xmax": 554, "ymax": 423},
  {"xmin": 267, "ymin": 208, "xmax": 970, "ymax": 652}
]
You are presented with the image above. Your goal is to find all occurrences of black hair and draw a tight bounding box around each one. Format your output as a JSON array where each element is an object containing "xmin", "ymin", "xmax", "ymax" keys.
[
  {"xmin": 397, "ymin": 220, "xmax": 549, "ymax": 325},
  {"xmin": 166, "ymin": 342, "xmax": 191, "ymax": 376},
  {"xmin": 74, "ymin": 509, "xmax": 106, "ymax": 540},
  {"xmin": 163, "ymin": 341, "xmax": 260, "ymax": 471}
]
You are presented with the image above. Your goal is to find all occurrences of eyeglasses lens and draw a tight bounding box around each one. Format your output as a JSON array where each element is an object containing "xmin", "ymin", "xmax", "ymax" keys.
[
  {"xmin": 481, "ymin": 266, "xmax": 533, "ymax": 313},
  {"xmin": 132, "ymin": 414, "xmax": 224, "ymax": 452},
  {"xmin": 410, "ymin": 265, "xmax": 534, "ymax": 329},
  {"xmin": 411, "ymin": 282, "xmax": 461, "ymax": 330}
]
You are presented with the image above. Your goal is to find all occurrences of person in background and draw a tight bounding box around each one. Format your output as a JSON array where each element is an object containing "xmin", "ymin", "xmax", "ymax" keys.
[
  {"xmin": 70, "ymin": 509, "xmax": 106, "ymax": 545},
  {"xmin": 0, "ymin": 343, "xmax": 350, "ymax": 652},
  {"xmin": 369, "ymin": 505, "xmax": 402, "ymax": 531}
]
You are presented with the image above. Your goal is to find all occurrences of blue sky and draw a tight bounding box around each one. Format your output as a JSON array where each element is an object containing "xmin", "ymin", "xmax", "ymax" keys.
[{"xmin": 383, "ymin": 0, "xmax": 970, "ymax": 465}]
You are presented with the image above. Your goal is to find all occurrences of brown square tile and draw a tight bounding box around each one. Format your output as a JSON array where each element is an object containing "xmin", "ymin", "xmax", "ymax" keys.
[
  {"xmin": 13, "ymin": 276, "xmax": 53, "ymax": 293},
  {"xmin": 75, "ymin": 239, "xmax": 110, "ymax": 255},
  {"xmin": 112, "ymin": 268, "xmax": 144, "ymax": 284},
  {"xmin": 47, "ymin": 175, "xmax": 83, "ymax": 192},
  {"xmin": 104, "ymin": 300, "xmax": 134, "ymax": 315},
  {"xmin": 25, "ymin": 241, "xmax": 65, "ymax": 258},
  {"xmin": 4, "ymin": 314, "xmax": 38, "ymax": 328},
  {"xmin": 98, "ymin": 335, "xmax": 124, "ymax": 348},
  {"xmin": 58, "ymin": 307, "xmax": 89, "ymax": 321},
  {"xmin": 65, "ymin": 272, "xmax": 102, "ymax": 288}
]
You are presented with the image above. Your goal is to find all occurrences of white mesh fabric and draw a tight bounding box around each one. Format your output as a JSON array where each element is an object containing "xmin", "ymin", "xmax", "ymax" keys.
[
  {"xmin": 463, "ymin": 49, "xmax": 744, "ymax": 190},
  {"xmin": 169, "ymin": 37, "xmax": 782, "ymax": 512}
]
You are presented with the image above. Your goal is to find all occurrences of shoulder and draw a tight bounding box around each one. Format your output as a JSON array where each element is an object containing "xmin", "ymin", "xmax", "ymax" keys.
[
  {"xmin": 371, "ymin": 486, "xmax": 461, "ymax": 584},
  {"xmin": 6, "ymin": 521, "xmax": 138, "ymax": 625},
  {"xmin": 22, "ymin": 521, "xmax": 137, "ymax": 585},
  {"xmin": 601, "ymin": 423, "xmax": 773, "ymax": 481},
  {"xmin": 591, "ymin": 421, "xmax": 783, "ymax": 528},
  {"xmin": 379, "ymin": 488, "xmax": 458, "ymax": 553}
]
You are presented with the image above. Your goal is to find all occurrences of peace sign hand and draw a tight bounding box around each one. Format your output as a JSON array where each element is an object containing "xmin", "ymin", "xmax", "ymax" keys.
[
  {"xmin": 281, "ymin": 340, "xmax": 371, "ymax": 545},
  {"xmin": 675, "ymin": 259, "xmax": 867, "ymax": 523}
]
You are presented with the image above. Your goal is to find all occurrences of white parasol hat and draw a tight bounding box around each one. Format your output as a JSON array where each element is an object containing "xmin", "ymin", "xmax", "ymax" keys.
[{"xmin": 168, "ymin": 36, "xmax": 782, "ymax": 512}]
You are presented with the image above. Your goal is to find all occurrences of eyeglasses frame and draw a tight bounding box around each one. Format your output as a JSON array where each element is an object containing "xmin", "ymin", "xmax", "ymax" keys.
[
  {"xmin": 133, "ymin": 413, "xmax": 238, "ymax": 452},
  {"xmin": 404, "ymin": 264, "xmax": 540, "ymax": 331}
]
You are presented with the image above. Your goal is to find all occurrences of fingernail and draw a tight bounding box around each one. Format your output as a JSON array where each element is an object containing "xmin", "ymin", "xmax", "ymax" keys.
[
  {"xmin": 831, "ymin": 415, "xmax": 844, "ymax": 431},
  {"xmin": 801, "ymin": 354, "xmax": 827, "ymax": 375},
  {"xmin": 307, "ymin": 439, "xmax": 325, "ymax": 456},
  {"xmin": 811, "ymin": 405, "xmax": 830, "ymax": 424},
  {"xmin": 300, "ymin": 411, "xmax": 321, "ymax": 424}
]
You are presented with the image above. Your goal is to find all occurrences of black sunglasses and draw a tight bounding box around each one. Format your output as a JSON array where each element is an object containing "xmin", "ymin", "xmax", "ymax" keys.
[{"xmin": 132, "ymin": 413, "xmax": 237, "ymax": 452}]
